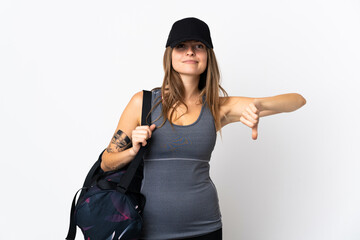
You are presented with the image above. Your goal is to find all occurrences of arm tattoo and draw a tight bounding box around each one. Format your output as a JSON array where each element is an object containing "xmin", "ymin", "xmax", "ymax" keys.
[{"xmin": 106, "ymin": 130, "xmax": 132, "ymax": 153}]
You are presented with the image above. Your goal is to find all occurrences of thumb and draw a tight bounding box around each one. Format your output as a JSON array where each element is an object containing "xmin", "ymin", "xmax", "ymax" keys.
[
  {"xmin": 252, "ymin": 124, "xmax": 258, "ymax": 140},
  {"xmin": 150, "ymin": 123, "xmax": 156, "ymax": 131}
]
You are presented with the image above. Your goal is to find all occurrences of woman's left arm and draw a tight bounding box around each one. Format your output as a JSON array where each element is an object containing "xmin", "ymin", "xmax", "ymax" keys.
[{"xmin": 220, "ymin": 93, "xmax": 306, "ymax": 139}]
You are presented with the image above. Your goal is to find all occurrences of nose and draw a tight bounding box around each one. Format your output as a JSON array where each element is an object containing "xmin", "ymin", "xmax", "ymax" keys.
[{"xmin": 186, "ymin": 46, "xmax": 195, "ymax": 56}]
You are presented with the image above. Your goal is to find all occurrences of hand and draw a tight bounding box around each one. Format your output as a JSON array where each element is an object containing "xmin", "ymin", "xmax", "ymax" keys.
[
  {"xmin": 129, "ymin": 124, "xmax": 156, "ymax": 156},
  {"xmin": 239, "ymin": 100, "xmax": 261, "ymax": 140}
]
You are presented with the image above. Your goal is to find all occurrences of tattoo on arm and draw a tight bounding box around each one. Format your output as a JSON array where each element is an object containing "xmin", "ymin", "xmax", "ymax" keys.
[{"xmin": 106, "ymin": 130, "xmax": 132, "ymax": 153}]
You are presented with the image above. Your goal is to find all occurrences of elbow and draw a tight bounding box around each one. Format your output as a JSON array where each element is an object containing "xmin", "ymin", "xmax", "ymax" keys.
[
  {"xmin": 295, "ymin": 93, "xmax": 306, "ymax": 107},
  {"xmin": 100, "ymin": 162, "xmax": 111, "ymax": 172},
  {"xmin": 100, "ymin": 151, "xmax": 112, "ymax": 172},
  {"xmin": 300, "ymin": 94, "xmax": 307, "ymax": 106}
]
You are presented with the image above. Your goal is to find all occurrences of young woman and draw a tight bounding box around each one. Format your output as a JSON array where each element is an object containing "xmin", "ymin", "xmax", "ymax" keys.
[{"xmin": 101, "ymin": 17, "xmax": 306, "ymax": 240}]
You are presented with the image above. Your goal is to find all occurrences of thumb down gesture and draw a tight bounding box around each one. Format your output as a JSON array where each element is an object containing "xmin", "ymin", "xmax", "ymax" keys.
[{"xmin": 239, "ymin": 101, "xmax": 261, "ymax": 140}]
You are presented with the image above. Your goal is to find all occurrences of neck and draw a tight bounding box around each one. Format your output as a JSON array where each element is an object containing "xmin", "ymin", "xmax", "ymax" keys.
[{"xmin": 179, "ymin": 74, "xmax": 201, "ymax": 103}]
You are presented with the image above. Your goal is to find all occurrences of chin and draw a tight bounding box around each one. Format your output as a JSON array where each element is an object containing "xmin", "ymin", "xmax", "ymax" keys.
[
  {"xmin": 177, "ymin": 68, "xmax": 206, "ymax": 75},
  {"xmin": 179, "ymin": 72, "xmax": 203, "ymax": 76}
]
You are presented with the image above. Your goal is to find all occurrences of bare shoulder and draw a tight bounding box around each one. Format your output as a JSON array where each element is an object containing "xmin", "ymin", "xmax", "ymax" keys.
[
  {"xmin": 127, "ymin": 90, "xmax": 143, "ymax": 125},
  {"xmin": 109, "ymin": 91, "xmax": 143, "ymax": 140},
  {"xmin": 131, "ymin": 90, "xmax": 143, "ymax": 102},
  {"xmin": 131, "ymin": 90, "xmax": 143, "ymax": 110}
]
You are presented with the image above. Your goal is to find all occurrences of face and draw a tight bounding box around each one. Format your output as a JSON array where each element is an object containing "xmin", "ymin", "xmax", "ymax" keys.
[{"xmin": 171, "ymin": 40, "xmax": 208, "ymax": 78}]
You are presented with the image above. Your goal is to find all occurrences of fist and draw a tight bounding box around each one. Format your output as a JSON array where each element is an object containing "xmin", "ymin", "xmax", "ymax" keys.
[
  {"xmin": 130, "ymin": 124, "xmax": 156, "ymax": 156},
  {"xmin": 239, "ymin": 101, "xmax": 261, "ymax": 140}
]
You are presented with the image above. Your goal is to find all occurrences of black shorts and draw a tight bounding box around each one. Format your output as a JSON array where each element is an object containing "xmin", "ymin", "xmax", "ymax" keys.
[
  {"xmin": 182, "ymin": 228, "xmax": 222, "ymax": 240},
  {"xmin": 139, "ymin": 228, "xmax": 222, "ymax": 240}
]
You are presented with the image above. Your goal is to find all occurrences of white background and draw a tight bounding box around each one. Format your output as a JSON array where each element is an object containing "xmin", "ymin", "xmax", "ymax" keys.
[{"xmin": 1, "ymin": 0, "xmax": 359, "ymax": 239}]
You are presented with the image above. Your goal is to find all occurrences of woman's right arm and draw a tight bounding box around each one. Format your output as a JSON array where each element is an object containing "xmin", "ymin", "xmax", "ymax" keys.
[{"xmin": 100, "ymin": 91, "xmax": 155, "ymax": 172}]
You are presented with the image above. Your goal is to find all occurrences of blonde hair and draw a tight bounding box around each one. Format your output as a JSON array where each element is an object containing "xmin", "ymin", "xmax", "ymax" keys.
[{"xmin": 149, "ymin": 46, "xmax": 228, "ymax": 133}]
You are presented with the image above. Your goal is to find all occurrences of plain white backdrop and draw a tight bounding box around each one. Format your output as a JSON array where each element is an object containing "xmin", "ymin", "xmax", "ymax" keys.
[{"xmin": 1, "ymin": 0, "xmax": 359, "ymax": 239}]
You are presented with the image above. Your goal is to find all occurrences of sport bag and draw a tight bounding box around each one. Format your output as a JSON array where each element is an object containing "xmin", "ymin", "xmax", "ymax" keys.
[{"xmin": 66, "ymin": 90, "xmax": 152, "ymax": 240}]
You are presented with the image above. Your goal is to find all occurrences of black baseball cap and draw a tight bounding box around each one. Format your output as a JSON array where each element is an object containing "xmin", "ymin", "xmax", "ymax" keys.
[{"xmin": 165, "ymin": 17, "xmax": 213, "ymax": 49}]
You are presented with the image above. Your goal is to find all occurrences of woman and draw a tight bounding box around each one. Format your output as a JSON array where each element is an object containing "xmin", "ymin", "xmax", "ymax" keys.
[{"xmin": 101, "ymin": 17, "xmax": 306, "ymax": 240}]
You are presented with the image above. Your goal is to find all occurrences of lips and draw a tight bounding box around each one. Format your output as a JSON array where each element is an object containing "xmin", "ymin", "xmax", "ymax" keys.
[{"xmin": 183, "ymin": 60, "xmax": 198, "ymax": 64}]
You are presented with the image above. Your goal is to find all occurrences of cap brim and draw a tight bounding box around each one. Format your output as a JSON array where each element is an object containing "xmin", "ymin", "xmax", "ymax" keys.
[{"xmin": 169, "ymin": 37, "xmax": 212, "ymax": 49}]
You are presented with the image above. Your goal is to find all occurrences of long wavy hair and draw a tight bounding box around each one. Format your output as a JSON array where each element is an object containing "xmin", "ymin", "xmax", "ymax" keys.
[{"xmin": 149, "ymin": 46, "xmax": 228, "ymax": 133}]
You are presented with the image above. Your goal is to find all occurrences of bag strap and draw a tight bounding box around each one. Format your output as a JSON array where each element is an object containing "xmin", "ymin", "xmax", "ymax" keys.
[
  {"xmin": 116, "ymin": 90, "xmax": 152, "ymax": 193},
  {"xmin": 65, "ymin": 90, "xmax": 152, "ymax": 240}
]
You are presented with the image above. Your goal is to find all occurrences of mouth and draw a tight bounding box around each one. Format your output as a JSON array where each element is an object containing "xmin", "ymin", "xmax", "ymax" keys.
[{"xmin": 183, "ymin": 60, "xmax": 198, "ymax": 64}]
